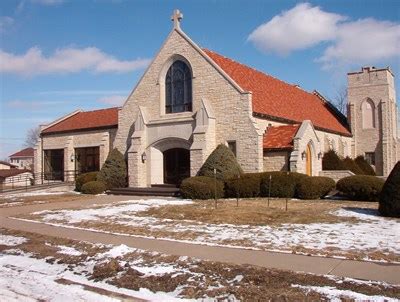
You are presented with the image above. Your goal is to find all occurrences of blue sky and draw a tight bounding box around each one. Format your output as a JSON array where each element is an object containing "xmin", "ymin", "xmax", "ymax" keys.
[{"xmin": 1, "ymin": 0, "xmax": 399, "ymax": 159}]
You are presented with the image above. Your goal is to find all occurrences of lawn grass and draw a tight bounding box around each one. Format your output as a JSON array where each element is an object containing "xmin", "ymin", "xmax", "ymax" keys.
[
  {"xmin": 0, "ymin": 192, "xmax": 92, "ymax": 206},
  {"xmin": 140, "ymin": 198, "xmax": 376, "ymax": 226},
  {"xmin": 1, "ymin": 228, "xmax": 399, "ymax": 300}
]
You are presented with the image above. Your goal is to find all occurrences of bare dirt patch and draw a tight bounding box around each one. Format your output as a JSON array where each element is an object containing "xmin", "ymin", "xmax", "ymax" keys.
[{"xmin": 2, "ymin": 228, "xmax": 398, "ymax": 301}]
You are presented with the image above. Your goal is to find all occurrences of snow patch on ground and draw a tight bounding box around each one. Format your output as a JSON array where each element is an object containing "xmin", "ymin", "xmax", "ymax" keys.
[
  {"xmin": 0, "ymin": 251, "xmax": 189, "ymax": 301},
  {"xmin": 0, "ymin": 253, "xmax": 119, "ymax": 302},
  {"xmin": 28, "ymin": 199, "xmax": 400, "ymax": 259},
  {"xmin": 56, "ymin": 245, "xmax": 83, "ymax": 256},
  {"xmin": 0, "ymin": 235, "xmax": 27, "ymax": 246},
  {"xmin": 96, "ymin": 244, "xmax": 137, "ymax": 259},
  {"xmin": 34, "ymin": 198, "xmax": 192, "ymax": 223},
  {"xmin": 292, "ymin": 284, "xmax": 398, "ymax": 302}
]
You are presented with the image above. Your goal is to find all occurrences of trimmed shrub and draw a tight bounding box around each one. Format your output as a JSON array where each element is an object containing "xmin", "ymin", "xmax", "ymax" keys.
[
  {"xmin": 225, "ymin": 174, "xmax": 261, "ymax": 198},
  {"xmin": 261, "ymin": 171, "xmax": 309, "ymax": 198},
  {"xmin": 97, "ymin": 148, "xmax": 127, "ymax": 189},
  {"xmin": 336, "ymin": 175, "xmax": 384, "ymax": 201},
  {"xmin": 379, "ymin": 161, "xmax": 400, "ymax": 217},
  {"xmin": 259, "ymin": 172, "xmax": 307, "ymax": 198},
  {"xmin": 297, "ymin": 176, "xmax": 335, "ymax": 199},
  {"xmin": 81, "ymin": 181, "xmax": 106, "ymax": 195},
  {"xmin": 355, "ymin": 156, "xmax": 376, "ymax": 176},
  {"xmin": 322, "ymin": 150, "xmax": 346, "ymax": 170},
  {"xmin": 75, "ymin": 171, "xmax": 98, "ymax": 192},
  {"xmin": 197, "ymin": 144, "xmax": 243, "ymax": 181},
  {"xmin": 180, "ymin": 176, "xmax": 224, "ymax": 200},
  {"xmin": 342, "ymin": 157, "xmax": 364, "ymax": 175}
]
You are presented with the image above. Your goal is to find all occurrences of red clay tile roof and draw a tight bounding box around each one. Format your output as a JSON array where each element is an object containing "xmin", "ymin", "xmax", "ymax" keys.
[
  {"xmin": 9, "ymin": 148, "xmax": 34, "ymax": 158},
  {"xmin": 42, "ymin": 107, "xmax": 119, "ymax": 134},
  {"xmin": 204, "ymin": 49, "xmax": 351, "ymax": 136},
  {"xmin": 0, "ymin": 169, "xmax": 32, "ymax": 179},
  {"xmin": 263, "ymin": 124, "xmax": 300, "ymax": 150}
]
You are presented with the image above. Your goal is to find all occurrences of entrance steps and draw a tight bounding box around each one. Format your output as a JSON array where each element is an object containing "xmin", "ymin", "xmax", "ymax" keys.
[{"xmin": 106, "ymin": 184, "xmax": 180, "ymax": 197}]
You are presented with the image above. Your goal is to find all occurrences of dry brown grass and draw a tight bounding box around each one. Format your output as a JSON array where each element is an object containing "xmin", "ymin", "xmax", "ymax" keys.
[
  {"xmin": 1, "ymin": 228, "xmax": 399, "ymax": 301},
  {"xmin": 0, "ymin": 193, "xmax": 91, "ymax": 207},
  {"xmin": 140, "ymin": 198, "xmax": 377, "ymax": 226}
]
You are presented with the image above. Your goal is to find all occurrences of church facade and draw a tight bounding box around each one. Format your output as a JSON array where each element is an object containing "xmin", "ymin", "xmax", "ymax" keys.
[{"xmin": 34, "ymin": 11, "xmax": 399, "ymax": 186}]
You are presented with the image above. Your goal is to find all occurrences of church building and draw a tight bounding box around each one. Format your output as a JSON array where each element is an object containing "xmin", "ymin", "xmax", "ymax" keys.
[{"xmin": 34, "ymin": 10, "xmax": 400, "ymax": 186}]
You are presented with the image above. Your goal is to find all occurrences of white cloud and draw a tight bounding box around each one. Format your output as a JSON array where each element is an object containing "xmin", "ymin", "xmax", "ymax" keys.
[
  {"xmin": 249, "ymin": 3, "xmax": 400, "ymax": 68},
  {"xmin": 97, "ymin": 95, "xmax": 126, "ymax": 106},
  {"xmin": 0, "ymin": 46, "xmax": 150, "ymax": 76},
  {"xmin": 30, "ymin": 0, "xmax": 64, "ymax": 5},
  {"xmin": 248, "ymin": 3, "xmax": 345, "ymax": 55},
  {"xmin": 38, "ymin": 89, "xmax": 129, "ymax": 95},
  {"xmin": 0, "ymin": 16, "xmax": 14, "ymax": 33},
  {"xmin": 318, "ymin": 18, "xmax": 400, "ymax": 69},
  {"xmin": 6, "ymin": 99, "xmax": 67, "ymax": 109}
]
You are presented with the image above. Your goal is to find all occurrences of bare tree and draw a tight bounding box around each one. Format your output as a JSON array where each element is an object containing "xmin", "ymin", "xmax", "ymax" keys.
[
  {"xmin": 24, "ymin": 126, "xmax": 41, "ymax": 148},
  {"xmin": 333, "ymin": 86, "xmax": 348, "ymax": 115}
]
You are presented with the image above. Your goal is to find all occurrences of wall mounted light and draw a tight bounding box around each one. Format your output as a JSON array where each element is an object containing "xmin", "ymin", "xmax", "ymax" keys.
[
  {"xmin": 301, "ymin": 151, "xmax": 306, "ymax": 160},
  {"xmin": 70, "ymin": 154, "xmax": 75, "ymax": 162},
  {"xmin": 141, "ymin": 152, "xmax": 147, "ymax": 163}
]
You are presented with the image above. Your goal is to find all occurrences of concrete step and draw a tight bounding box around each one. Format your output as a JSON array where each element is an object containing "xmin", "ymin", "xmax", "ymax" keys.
[{"xmin": 106, "ymin": 186, "xmax": 180, "ymax": 197}]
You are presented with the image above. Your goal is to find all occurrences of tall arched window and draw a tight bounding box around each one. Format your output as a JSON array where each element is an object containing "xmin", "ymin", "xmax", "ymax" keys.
[
  {"xmin": 165, "ymin": 60, "xmax": 192, "ymax": 114},
  {"xmin": 362, "ymin": 99, "xmax": 375, "ymax": 129}
]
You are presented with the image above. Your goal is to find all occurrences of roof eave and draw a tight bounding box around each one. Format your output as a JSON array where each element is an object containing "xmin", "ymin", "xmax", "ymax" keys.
[{"xmin": 41, "ymin": 124, "xmax": 118, "ymax": 136}]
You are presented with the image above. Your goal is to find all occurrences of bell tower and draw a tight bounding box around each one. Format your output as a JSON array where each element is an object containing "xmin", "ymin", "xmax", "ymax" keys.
[{"xmin": 347, "ymin": 66, "xmax": 399, "ymax": 176}]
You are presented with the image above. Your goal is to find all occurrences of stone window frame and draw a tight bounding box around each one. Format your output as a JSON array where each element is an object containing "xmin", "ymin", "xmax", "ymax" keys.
[
  {"xmin": 158, "ymin": 54, "xmax": 195, "ymax": 117},
  {"xmin": 361, "ymin": 98, "xmax": 376, "ymax": 129}
]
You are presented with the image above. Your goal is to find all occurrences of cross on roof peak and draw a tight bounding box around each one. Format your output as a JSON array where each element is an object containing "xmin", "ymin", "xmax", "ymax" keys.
[{"xmin": 171, "ymin": 9, "xmax": 183, "ymax": 29}]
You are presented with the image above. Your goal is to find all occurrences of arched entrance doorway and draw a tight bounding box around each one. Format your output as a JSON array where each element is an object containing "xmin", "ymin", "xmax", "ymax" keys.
[
  {"xmin": 163, "ymin": 148, "xmax": 190, "ymax": 185},
  {"xmin": 306, "ymin": 144, "xmax": 312, "ymax": 176}
]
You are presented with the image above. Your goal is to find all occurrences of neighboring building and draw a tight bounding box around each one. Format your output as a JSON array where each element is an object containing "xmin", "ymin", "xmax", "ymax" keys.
[
  {"xmin": 34, "ymin": 10, "xmax": 399, "ymax": 186},
  {"xmin": 0, "ymin": 161, "xmax": 18, "ymax": 170},
  {"xmin": 0, "ymin": 169, "xmax": 33, "ymax": 189},
  {"xmin": 9, "ymin": 147, "xmax": 34, "ymax": 170}
]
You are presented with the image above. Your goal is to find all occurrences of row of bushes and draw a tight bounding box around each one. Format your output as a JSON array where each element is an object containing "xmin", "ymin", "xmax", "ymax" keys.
[
  {"xmin": 181, "ymin": 172, "xmax": 386, "ymax": 202},
  {"xmin": 75, "ymin": 148, "xmax": 127, "ymax": 195},
  {"xmin": 322, "ymin": 150, "xmax": 375, "ymax": 175},
  {"xmin": 181, "ymin": 171, "xmax": 336, "ymax": 200}
]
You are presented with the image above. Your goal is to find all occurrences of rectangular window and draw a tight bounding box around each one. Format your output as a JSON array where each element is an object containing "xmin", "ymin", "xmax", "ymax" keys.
[
  {"xmin": 228, "ymin": 141, "xmax": 237, "ymax": 157},
  {"xmin": 365, "ymin": 152, "xmax": 376, "ymax": 165}
]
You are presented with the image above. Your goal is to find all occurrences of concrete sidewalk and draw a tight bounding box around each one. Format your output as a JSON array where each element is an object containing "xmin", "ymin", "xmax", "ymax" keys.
[{"xmin": 1, "ymin": 195, "xmax": 399, "ymax": 285}]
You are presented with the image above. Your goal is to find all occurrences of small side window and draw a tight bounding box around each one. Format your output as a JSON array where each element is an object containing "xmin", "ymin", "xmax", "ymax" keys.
[
  {"xmin": 228, "ymin": 141, "xmax": 237, "ymax": 157},
  {"xmin": 365, "ymin": 152, "xmax": 376, "ymax": 166}
]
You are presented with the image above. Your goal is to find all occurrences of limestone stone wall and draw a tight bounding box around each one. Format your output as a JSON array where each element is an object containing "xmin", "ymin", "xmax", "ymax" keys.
[
  {"xmin": 290, "ymin": 121, "xmax": 322, "ymax": 176},
  {"xmin": 117, "ymin": 28, "xmax": 263, "ymax": 186},
  {"xmin": 319, "ymin": 170, "xmax": 355, "ymax": 182},
  {"xmin": 263, "ymin": 151, "xmax": 289, "ymax": 171},
  {"xmin": 348, "ymin": 67, "xmax": 399, "ymax": 176},
  {"xmin": 315, "ymin": 130, "xmax": 352, "ymax": 158},
  {"xmin": 35, "ymin": 128, "xmax": 116, "ymax": 182}
]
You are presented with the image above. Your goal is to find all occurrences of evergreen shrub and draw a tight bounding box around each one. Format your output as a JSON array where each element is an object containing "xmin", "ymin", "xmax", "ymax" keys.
[
  {"xmin": 75, "ymin": 171, "xmax": 98, "ymax": 192},
  {"xmin": 97, "ymin": 149, "xmax": 127, "ymax": 189},
  {"xmin": 180, "ymin": 176, "xmax": 224, "ymax": 200},
  {"xmin": 379, "ymin": 162, "xmax": 400, "ymax": 217},
  {"xmin": 259, "ymin": 172, "xmax": 307, "ymax": 198},
  {"xmin": 336, "ymin": 175, "xmax": 384, "ymax": 201},
  {"xmin": 297, "ymin": 176, "xmax": 335, "ymax": 199},
  {"xmin": 197, "ymin": 144, "xmax": 243, "ymax": 180},
  {"xmin": 81, "ymin": 181, "xmax": 106, "ymax": 195},
  {"xmin": 355, "ymin": 156, "xmax": 376, "ymax": 176},
  {"xmin": 322, "ymin": 150, "xmax": 346, "ymax": 170},
  {"xmin": 342, "ymin": 157, "xmax": 364, "ymax": 175},
  {"xmin": 225, "ymin": 173, "xmax": 261, "ymax": 198}
]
